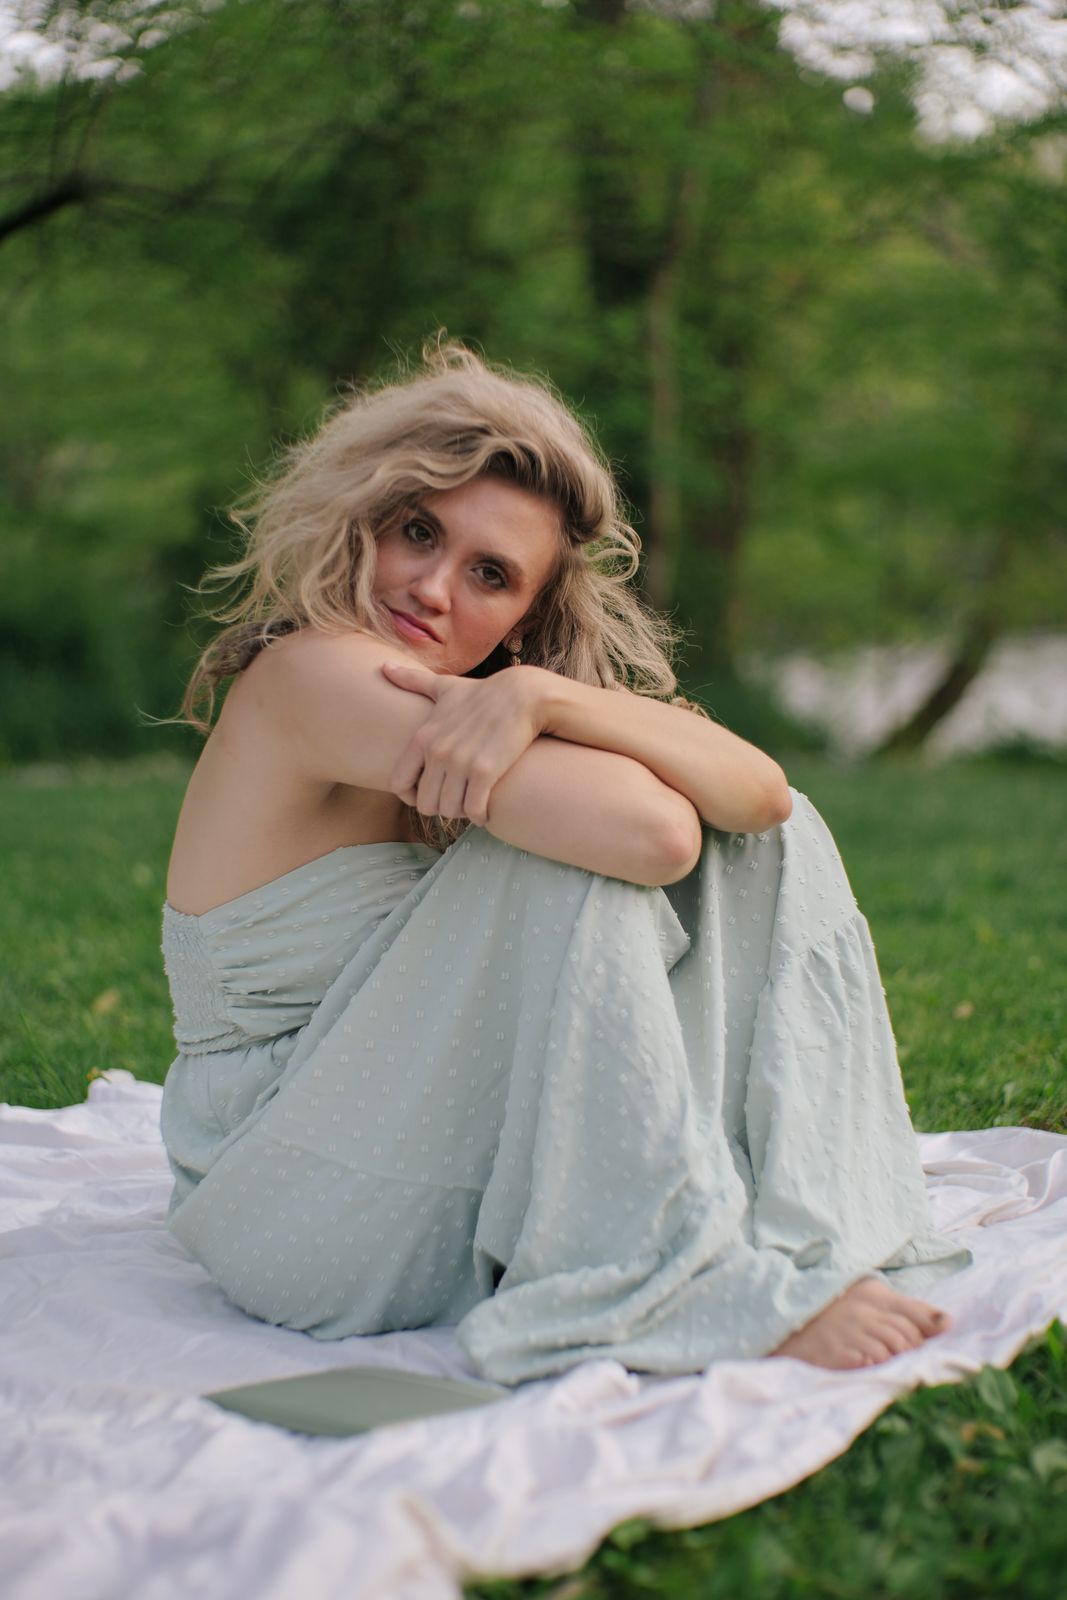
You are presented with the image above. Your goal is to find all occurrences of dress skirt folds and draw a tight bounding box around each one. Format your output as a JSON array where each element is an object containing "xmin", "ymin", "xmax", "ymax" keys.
[{"xmin": 159, "ymin": 788, "xmax": 972, "ymax": 1384}]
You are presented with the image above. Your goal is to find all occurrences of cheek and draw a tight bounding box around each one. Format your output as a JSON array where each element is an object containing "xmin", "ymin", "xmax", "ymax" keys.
[
  {"xmin": 450, "ymin": 608, "xmax": 503, "ymax": 656},
  {"xmin": 371, "ymin": 540, "xmax": 404, "ymax": 587},
  {"xmin": 473, "ymin": 596, "xmax": 516, "ymax": 630}
]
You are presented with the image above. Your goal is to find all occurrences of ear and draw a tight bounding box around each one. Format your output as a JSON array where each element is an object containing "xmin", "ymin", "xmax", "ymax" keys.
[{"xmin": 507, "ymin": 611, "xmax": 537, "ymax": 646}]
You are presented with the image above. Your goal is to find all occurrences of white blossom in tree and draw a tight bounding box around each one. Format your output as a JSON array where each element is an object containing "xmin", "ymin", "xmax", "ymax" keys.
[
  {"xmin": 634, "ymin": 0, "xmax": 1067, "ymax": 142},
  {"xmin": 0, "ymin": 0, "xmax": 216, "ymax": 90},
  {"xmin": 3, "ymin": 0, "xmax": 1066, "ymax": 141},
  {"xmin": 769, "ymin": 0, "xmax": 1067, "ymax": 142}
]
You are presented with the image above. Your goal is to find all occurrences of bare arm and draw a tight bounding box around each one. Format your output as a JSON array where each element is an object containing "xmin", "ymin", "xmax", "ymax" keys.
[
  {"xmin": 531, "ymin": 669, "xmax": 792, "ymax": 833},
  {"xmin": 259, "ymin": 631, "xmax": 702, "ymax": 887}
]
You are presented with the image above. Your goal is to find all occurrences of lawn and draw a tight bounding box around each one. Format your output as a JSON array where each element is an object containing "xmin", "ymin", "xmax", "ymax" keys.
[{"xmin": 2, "ymin": 750, "xmax": 1065, "ymax": 1599}]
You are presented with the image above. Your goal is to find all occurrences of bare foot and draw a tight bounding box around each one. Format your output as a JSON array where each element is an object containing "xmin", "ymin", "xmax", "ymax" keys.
[{"xmin": 769, "ymin": 1277, "xmax": 952, "ymax": 1370}]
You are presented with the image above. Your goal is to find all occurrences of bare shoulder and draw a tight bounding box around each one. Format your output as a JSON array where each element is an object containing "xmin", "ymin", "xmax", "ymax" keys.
[
  {"xmin": 248, "ymin": 619, "xmax": 422, "ymax": 703},
  {"xmin": 246, "ymin": 625, "xmax": 433, "ymax": 791},
  {"xmin": 165, "ymin": 628, "xmax": 426, "ymax": 913},
  {"xmin": 248, "ymin": 625, "xmax": 420, "ymax": 706}
]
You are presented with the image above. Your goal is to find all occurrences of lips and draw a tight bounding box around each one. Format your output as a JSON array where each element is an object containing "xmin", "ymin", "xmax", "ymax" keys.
[{"xmin": 388, "ymin": 609, "xmax": 441, "ymax": 642}]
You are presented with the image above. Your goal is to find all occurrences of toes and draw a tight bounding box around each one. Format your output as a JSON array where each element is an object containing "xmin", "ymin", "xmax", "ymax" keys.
[
  {"xmin": 870, "ymin": 1286, "xmax": 953, "ymax": 1337},
  {"xmin": 857, "ymin": 1336, "xmax": 894, "ymax": 1366},
  {"xmin": 910, "ymin": 1301, "xmax": 951, "ymax": 1335},
  {"xmin": 881, "ymin": 1312, "xmax": 926, "ymax": 1350},
  {"xmin": 880, "ymin": 1323, "xmax": 915, "ymax": 1357}
]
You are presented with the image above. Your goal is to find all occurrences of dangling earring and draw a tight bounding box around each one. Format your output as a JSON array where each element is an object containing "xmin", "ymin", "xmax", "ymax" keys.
[{"xmin": 504, "ymin": 633, "xmax": 523, "ymax": 666}]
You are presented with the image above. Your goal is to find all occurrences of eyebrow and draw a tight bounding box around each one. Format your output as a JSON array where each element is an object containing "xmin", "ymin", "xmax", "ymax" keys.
[{"xmin": 412, "ymin": 503, "xmax": 529, "ymax": 587}]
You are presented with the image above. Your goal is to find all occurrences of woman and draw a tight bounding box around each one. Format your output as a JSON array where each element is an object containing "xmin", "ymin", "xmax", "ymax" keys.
[{"xmin": 159, "ymin": 337, "xmax": 971, "ymax": 1384}]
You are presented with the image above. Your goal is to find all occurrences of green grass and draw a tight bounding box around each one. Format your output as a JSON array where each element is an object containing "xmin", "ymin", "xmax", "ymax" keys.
[
  {"xmin": 2, "ymin": 751, "xmax": 1065, "ymax": 1599},
  {"xmin": 0, "ymin": 753, "xmax": 185, "ymax": 1107}
]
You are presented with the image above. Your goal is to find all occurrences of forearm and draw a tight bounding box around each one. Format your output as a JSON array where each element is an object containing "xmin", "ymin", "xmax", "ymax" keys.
[
  {"xmin": 482, "ymin": 737, "xmax": 701, "ymax": 887},
  {"xmin": 531, "ymin": 669, "xmax": 792, "ymax": 834}
]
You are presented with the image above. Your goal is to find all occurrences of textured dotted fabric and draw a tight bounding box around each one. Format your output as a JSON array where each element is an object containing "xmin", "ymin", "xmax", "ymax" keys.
[{"xmin": 159, "ymin": 788, "xmax": 972, "ymax": 1384}]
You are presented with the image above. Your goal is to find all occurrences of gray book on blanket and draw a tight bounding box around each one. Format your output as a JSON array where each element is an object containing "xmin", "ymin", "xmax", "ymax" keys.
[{"xmin": 204, "ymin": 1365, "xmax": 510, "ymax": 1436}]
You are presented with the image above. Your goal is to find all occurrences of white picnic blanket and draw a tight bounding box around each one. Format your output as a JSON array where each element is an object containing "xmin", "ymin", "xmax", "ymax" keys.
[{"xmin": 1, "ymin": 1071, "xmax": 1064, "ymax": 1600}]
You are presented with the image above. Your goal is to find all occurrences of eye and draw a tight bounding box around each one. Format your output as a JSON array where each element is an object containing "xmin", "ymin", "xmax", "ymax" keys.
[
  {"xmin": 477, "ymin": 565, "xmax": 508, "ymax": 589},
  {"xmin": 403, "ymin": 518, "xmax": 434, "ymax": 545}
]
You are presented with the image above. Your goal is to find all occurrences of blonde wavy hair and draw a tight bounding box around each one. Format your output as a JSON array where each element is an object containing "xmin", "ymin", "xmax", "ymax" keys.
[{"xmin": 167, "ymin": 333, "xmax": 706, "ymax": 850}]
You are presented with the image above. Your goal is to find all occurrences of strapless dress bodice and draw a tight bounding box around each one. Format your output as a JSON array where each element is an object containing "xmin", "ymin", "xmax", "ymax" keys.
[{"xmin": 161, "ymin": 843, "xmax": 440, "ymax": 1056}]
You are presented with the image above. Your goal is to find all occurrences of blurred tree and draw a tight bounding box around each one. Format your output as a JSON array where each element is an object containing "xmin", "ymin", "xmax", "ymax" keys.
[
  {"xmin": 875, "ymin": 126, "xmax": 1067, "ymax": 750},
  {"xmin": 0, "ymin": 0, "xmax": 1063, "ymax": 762}
]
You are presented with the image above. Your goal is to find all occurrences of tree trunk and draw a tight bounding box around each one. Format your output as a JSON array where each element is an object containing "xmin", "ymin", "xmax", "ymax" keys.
[
  {"xmin": 875, "ymin": 610, "xmax": 1001, "ymax": 755},
  {"xmin": 691, "ymin": 333, "xmax": 756, "ymax": 670},
  {"xmin": 643, "ymin": 259, "xmax": 683, "ymax": 611},
  {"xmin": 874, "ymin": 530, "xmax": 1011, "ymax": 755},
  {"xmin": 643, "ymin": 64, "xmax": 718, "ymax": 611}
]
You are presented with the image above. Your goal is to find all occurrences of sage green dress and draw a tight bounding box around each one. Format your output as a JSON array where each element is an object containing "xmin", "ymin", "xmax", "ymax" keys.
[{"xmin": 159, "ymin": 789, "xmax": 972, "ymax": 1383}]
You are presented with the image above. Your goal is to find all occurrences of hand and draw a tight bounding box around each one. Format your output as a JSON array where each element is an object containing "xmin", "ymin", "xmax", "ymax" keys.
[{"xmin": 379, "ymin": 661, "xmax": 548, "ymax": 826}]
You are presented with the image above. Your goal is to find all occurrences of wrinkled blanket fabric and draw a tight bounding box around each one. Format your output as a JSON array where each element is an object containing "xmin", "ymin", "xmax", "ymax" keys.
[{"xmin": 0, "ymin": 1078, "xmax": 1064, "ymax": 1600}]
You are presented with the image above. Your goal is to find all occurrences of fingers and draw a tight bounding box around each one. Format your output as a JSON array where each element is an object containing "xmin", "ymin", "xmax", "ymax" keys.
[
  {"xmin": 413, "ymin": 757, "xmax": 483, "ymax": 823},
  {"xmin": 384, "ymin": 675, "xmax": 534, "ymax": 824},
  {"xmin": 415, "ymin": 761, "xmax": 446, "ymax": 820},
  {"xmin": 464, "ymin": 780, "xmax": 491, "ymax": 828},
  {"xmin": 401, "ymin": 743, "xmax": 499, "ymax": 825},
  {"xmin": 422, "ymin": 773, "xmax": 491, "ymax": 826},
  {"xmin": 392, "ymin": 730, "xmax": 461, "ymax": 806},
  {"xmin": 380, "ymin": 660, "xmax": 438, "ymax": 693},
  {"xmin": 436, "ymin": 769, "xmax": 470, "ymax": 822},
  {"xmin": 390, "ymin": 737, "xmax": 429, "ymax": 799}
]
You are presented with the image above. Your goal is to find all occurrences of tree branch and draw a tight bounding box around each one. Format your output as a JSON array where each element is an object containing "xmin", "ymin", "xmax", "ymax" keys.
[{"xmin": 0, "ymin": 177, "xmax": 93, "ymax": 244}]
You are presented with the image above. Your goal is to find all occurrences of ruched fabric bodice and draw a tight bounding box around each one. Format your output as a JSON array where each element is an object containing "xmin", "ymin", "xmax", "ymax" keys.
[{"xmin": 161, "ymin": 844, "xmax": 441, "ymax": 1055}]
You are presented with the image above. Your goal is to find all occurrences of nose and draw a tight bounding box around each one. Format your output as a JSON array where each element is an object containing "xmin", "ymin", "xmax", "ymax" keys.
[{"xmin": 409, "ymin": 555, "xmax": 452, "ymax": 613}]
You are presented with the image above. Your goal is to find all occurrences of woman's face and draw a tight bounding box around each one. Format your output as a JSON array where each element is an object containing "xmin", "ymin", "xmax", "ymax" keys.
[{"xmin": 371, "ymin": 477, "xmax": 562, "ymax": 676}]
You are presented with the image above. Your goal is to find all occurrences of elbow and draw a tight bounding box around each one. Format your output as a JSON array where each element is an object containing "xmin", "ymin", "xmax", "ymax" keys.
[
  {"xmin": 645, "ymin": 799, "xmax": 705, "ymax": 886},
  {"xmin": 760, "ymin": 768, "xmax": 793, "ymax": 829},
  {"xmin": 721, "ymin": 767, "xmax": 793, "ymax": 836}
]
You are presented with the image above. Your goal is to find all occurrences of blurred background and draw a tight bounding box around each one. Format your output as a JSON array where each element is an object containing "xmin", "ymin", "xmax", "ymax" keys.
[{"xmin": 2, "ymin": 0, "xmax": 1065, "ymax": 771}]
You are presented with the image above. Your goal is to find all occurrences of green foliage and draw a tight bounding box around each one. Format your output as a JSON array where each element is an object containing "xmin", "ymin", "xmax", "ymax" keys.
[{"xmin": 1, "ymin": 0, "xmax": 1064, "ymax": 762}]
